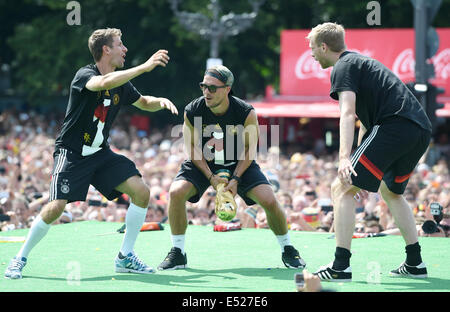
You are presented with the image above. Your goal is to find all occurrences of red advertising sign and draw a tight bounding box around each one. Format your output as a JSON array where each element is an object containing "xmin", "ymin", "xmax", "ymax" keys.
[{"xmin": 280, "ymin": 28, "xmax": 450, "ymax": 98}]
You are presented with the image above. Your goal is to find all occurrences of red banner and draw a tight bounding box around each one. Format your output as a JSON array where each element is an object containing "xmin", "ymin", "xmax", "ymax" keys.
[{"xmin": 280, "ymin": 28, "xmax": 450, "ymax": 98}]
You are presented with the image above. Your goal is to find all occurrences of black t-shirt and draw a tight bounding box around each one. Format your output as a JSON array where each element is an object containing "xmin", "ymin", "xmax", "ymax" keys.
[
  {"xmin": 330, "ymin": 51, "xmax": 431, "ymax": 131},
  {"xmin": 185, "ymin": 95, "xmax": 254, "ymax": 168},
  {"xmin": 55, "ymin": 64, "xmax": 141, "ymax": 156}
]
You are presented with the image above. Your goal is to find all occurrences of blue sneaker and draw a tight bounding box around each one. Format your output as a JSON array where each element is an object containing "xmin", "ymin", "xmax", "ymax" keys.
[
  {"xmin": 114, "ymin": 252, "xmax": 155, "ymax": 274},
  {"xmin": 4, "ymin": 257, "xmax": 27, "ymax": 279}
]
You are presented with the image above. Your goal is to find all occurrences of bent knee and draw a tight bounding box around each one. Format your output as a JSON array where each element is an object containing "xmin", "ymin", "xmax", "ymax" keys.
[
  {"xmin": 169, "ymin": 181, "xmax": 196, "ymax": 203},
  {"xmin": 47, "ymin": 199, "xmax": 67, "ymax": 213},
  {"xmin": 330, "ymin": 178, "xmax": 341, "ymax": 196},
  {"xmin": 41, "ymin": 199, "xmax": 67, "ymax": 223},
  {"xmin": 331, "ymin": 178, "xmax": 359, "ymax": 199},
  {"xmin": 379, "ymin": 182, "xmax": 401, "ymax": 200},
  {"xmin": 259, "ymin": 196, "xmax": 279, "ymax": 212},
  {"xmin": 131, "ymin": 183, "xmax": 150, "ymax": 206}
]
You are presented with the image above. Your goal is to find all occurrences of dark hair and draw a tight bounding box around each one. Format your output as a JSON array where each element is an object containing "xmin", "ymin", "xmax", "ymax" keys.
[
  {"xmin": 364, "ymin": 213, "xmax": 379, "ymax": 222},
  {"xmin": 155, "ymin": 205, "xmax": 165, "ymax": 215},
  {"xmin": 364, "ymin": 220, "xmax": 384, "ymax": 232}
]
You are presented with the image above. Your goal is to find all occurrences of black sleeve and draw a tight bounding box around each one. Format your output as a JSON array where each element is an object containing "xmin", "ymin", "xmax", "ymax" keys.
[
  {"xmin": 185, "ymin": 99, "xmax": 200, "ymax": 126},
  {"xmin": 230, "ymin": 96, "xmax": 253, "ymax": 122},
  {"xmin": 243, "ymin": 105, "xmax": 254, "ymax": 121},
  {"xmin": 71, "ymin": 67, "xmax": 97, "ymax": 93},
  {"xmin": 329, "ymin": 61, "xmax": 360, "ymax": 100},
  {"xmin": 239, "ymin": 105, "xmax": 254, "ymax": 125},
  {"xmin": 122, "ymin": 81, "xmax": 142, "ymax": 106},
  {"xmin": 185, "ymin": 107, "xmax": 193, "ymax": 126}
]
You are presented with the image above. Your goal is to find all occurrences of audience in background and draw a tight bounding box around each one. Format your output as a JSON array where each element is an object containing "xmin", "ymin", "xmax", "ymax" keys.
[{"xmin": 1, "ymin": 108, "xmax": 449, "ymax": 238}]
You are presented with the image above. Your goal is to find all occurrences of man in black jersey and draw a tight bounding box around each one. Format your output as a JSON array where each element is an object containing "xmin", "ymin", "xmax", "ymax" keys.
[
  {"xmin": 306, "ymin": 23, "xmax": 431, "ymax": 282},
  {"xmin": 5, "ymin": 28, "xmax": 178, "ymax": 279},
  {"xmin": 157, "ymin": 65, "xmax": 306, "ymax": 270}
]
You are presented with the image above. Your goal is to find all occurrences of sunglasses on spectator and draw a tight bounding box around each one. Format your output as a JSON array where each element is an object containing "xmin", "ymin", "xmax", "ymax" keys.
[{"xmin": 199, "ymin": 83, "xmax": 227, "ymax": 93}]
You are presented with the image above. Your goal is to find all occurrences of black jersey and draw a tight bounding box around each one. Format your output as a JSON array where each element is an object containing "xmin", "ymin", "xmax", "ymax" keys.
[
  {"xmin": 330, "ymin": 51, "xmax": 432, "ymax": 132},
  {"xmin": 55, "ymin": 64, "xmax": 141, "ymax": 156},
  {"xmin": 185, "ymin": 95, "xmax": 254, "ymax": 168}
]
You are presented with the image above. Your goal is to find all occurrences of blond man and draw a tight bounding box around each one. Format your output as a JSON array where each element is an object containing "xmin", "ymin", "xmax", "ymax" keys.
[{"xmin": 307, "ymin": 23, "xmax": 431, "ymax": 282}]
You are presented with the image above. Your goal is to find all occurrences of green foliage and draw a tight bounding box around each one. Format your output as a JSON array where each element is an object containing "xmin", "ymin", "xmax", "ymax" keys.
[{"xmin": 8, "ymin": 13, "xmax": 91, "ymax": 102}]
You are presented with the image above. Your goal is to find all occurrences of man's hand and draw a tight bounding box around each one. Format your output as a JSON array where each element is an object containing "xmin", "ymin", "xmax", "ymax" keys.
[
  {"xmin": 302, "ymin": 269, "xmax": 323, "ymax": 292},
  {"xmin": 209, "ymin": 175, "xmax": 229, "ymax": 190},
  {"xmin": 338, "ymin": 158, "xmax": 357, "ymax": 186},
  {"xmin": 222, "ymin": 179, "xmax": 238, "ymax": 197},
  {"xmin": 133, "ymin": 96, "xmax": 178, "ymax": 114},
  {"xmin": 156, "ymin": 98, "xmax": 178, "ymax": 115},
  {"xmin": 142, "ymin": 50, "xmax": 170, "ymax": 72}
]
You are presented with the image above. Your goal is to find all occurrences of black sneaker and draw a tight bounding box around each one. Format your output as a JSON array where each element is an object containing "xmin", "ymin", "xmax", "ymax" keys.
[
  {"xmin": 282, "ymin": 245, "xmax": 306, "ymax": 269},
  {"xmin": 389, "ymin": 262, "xmax": 427, "ymax": 278},
  {"xmin": 157, "ymin": 247, "xmax": 187, "ymax": 270},
  {"xmin": 314, "ymin": 262, "xmax": 352, "ymax": 282}
]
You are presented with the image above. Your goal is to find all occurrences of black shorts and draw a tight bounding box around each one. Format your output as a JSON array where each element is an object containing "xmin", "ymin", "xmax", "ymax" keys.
[
  {"xmin": 174, "ymin": 160, "xmax": 270, "ymax": 205},
  {"xmin": 350, "ymin": 117, "xmax": 431, "ymax": 194},
  {"xmin": 49, "ymin": 147, "xmax": 141, "ymax": 203}
]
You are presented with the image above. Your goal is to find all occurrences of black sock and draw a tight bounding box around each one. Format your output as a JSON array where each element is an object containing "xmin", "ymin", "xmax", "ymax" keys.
[
  {"xmin": 405, "ymin": 242, "xmax": 422, "ymax": 266},
  {"xmin": 332, "ymin": 247, "xmax": 351, "ymax": 270},
  {"xmin": 118, "ymin": 252, "xmax": 125, "ymax": 259}
]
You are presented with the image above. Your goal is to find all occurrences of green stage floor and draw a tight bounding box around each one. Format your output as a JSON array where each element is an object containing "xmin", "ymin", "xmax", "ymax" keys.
[{"xmin": 1, "ymin": 221, "xmax": 449, "ymax": 292}]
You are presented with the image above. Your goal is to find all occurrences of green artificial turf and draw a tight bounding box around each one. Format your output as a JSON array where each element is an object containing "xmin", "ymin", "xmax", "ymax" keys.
[{"xmin": 1, "ymin": 221, "xmax": 449, "ymax": 292}]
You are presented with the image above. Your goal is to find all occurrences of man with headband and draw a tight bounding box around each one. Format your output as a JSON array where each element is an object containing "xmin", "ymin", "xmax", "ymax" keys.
[{"xmin": 157, "ymin": 65, "xmax": 306, "ymax": 270}]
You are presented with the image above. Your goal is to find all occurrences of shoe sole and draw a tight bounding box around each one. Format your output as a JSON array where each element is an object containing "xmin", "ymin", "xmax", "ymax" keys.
[
  {"xmin": 284, "ymin": 264, "xmax": 306, "ymax": 269},
  {"xmin": 4, "ymin": 275, "xmax": 22, "ymax": 280},
  {"xmin": 115, "ymin": 267, "xmax": 156, "ymax": 274},
  {"xmin": 315, "ymin": 267, "xmax": 352, "ymax": 282},
  {"xmin": 320, "ymin": 278, "xmax": 352, "ymax": 283},
  {"xmin": 282, "ymin": 260, "xmax": 306, "ymax": 269},
  {"xmin": 388, "ymin": 272, "xmax": 427, "ymax": 278},
  {"xmin": 157, "ymin": 264, "xmax": 187, "ymax": 271}
]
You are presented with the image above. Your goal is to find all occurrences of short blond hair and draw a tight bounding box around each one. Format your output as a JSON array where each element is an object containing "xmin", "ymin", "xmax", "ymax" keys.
[
  {"xmin": 88, "ymin": 28, "xmax": 122, "ymax": 62},
  {"xmin": 307, "ymin": 22, "xmax": 346, "ymax": 52}
]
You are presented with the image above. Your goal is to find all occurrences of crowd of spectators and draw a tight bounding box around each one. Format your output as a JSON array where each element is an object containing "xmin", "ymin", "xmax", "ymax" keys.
[{"xmin": 1, "ymin": 108, "xmax": 449, "ymax": 238}]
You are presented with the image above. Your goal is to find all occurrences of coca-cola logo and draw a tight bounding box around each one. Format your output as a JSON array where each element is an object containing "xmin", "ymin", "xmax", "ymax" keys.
[
  {"xmin": 295, "ymin": 50, "xmax": 330, "ymax": 80},
  {"xmin": 432, "ymin": 48, "xmax": 450, "ymax": 80},
  {"xmin": 393, "ymin": 48, "xmax": 450, "ymax": 81},
  {"xmin": 392, "ymin": 49, "xmax": 415, "ymax": 80},
  {"xmin": 293, "ymin": 48, "xmax": 449, "ymax": 82},
  {"xmin": 294, "ymin": 49, "xmax": 373, "ymax": 80}
]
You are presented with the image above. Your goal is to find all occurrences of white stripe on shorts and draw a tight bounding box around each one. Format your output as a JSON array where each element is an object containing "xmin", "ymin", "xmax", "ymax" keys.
[
  {"xmin": 351, "ymin": 125, "xmax": 380, "ymax": 168},
  {"xmin": 50, "ymin": 148, "xmax": 67, "ymax": 201}
]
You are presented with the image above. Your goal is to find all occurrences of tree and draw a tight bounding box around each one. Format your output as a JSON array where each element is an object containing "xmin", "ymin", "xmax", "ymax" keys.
[{"xmin": 2, "ymin": 0, "xmax": 449, "ymax": 126}]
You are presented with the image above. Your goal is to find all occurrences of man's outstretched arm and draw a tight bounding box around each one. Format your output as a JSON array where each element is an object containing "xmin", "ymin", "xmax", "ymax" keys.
[{"xmin": 85, "ymin": 49, "xmax": 169, "ymax": 91}]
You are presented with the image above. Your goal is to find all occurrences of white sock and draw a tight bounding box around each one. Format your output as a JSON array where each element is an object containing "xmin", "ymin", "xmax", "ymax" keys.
[
  {"xmin": 171, "ymin": 234, "xmax": 185, "ymax": 254},
  {"xmin": 17, "ymin": 215, "xmax": 51, "ymax": 259},
  {"xmin": 119, "ymin": 202, "xmax": 148, "ymax": 256},
  {"xmin": 276, "ymin": 233, "xmax": 291, "ymax": 251}
]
